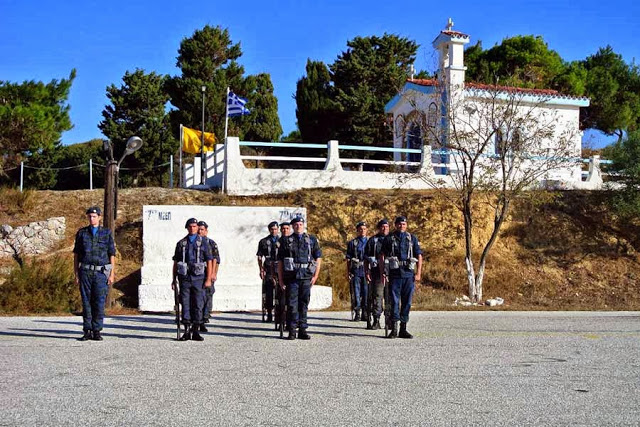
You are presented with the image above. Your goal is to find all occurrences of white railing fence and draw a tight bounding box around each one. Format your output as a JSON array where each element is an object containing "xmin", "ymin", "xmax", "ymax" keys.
[{"xmin": 183, "ymin": 138, "xmax": 609, "ymax": 195}]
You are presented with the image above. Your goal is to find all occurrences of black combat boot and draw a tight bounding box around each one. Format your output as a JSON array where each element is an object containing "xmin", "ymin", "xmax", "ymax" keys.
[
  {"xmin": 287, "ymin": 328, "xmax": 297, "ymax": 340},
  {"xmin": 191, "ymin": 325, "xmax": 204, "ymax": 341},
  {"xmin": 387, "ymin": 322, "xmax": 398, "ymax": 339},
  {"xmin": 92, "ymin": 331, "xmax": 103, "ymax": 341},
  {"xmin": 179, "ymin": 325, "xmax": 191, "ymax": 341},
  {"xmin": 354, "ymin": 310, "xmax": 361, "ymax": 321},
  {"xmin": 361, "ymin": 312, "xmax": 368, "ymax": 322},
  {"xmin": 78, "ymin": 330, "xmax": 92, "ymax": 341},
  {"xmin": 372, "ymin": 317, "xmax": 381, "ymax": 330},
  {"xmin": 267, "ymin": 312, "xmax": 273, "ymax": 323},
  {"xmin": 399, "ymin": 322, "xmax": 413, "ymax": 339},
  {"xmin": 366, "ymin": 316, "xmax": 373, "ymax": 330},
  {"xmin": 298, "ymin": 328, "xmax": 310, "ymax": 340},
  {"xmin": 199, "ymin": 324, "xmax": 208, "ymax": 332}
]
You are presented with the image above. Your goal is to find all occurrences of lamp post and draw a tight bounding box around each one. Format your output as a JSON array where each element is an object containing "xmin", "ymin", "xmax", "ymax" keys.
[
  {"xmin": 200, "ymin": 85, "xmax": 206, "ymax": 185},
  {"xmin": 103, "ymin": 136, "xmax": 144, "ymax": 232},
  {"xmin": 102, "ymin": 136, "xmax": 143, "ymax": 308}
]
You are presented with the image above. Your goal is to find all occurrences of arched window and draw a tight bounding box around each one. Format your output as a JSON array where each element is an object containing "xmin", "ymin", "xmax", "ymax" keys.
[
  {"xmin": 406, "ymin": 123, "xmax": 422, "ymax": 164},
  {"xmin": 427, "ymin": 102, "xmax": 438, "ymax": 128}
]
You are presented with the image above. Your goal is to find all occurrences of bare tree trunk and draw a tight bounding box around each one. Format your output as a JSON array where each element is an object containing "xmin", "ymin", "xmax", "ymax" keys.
[
  {"xmin": 474, "ymin": 198, "xmax": 511, "ymax": 303},
  {"xmin": 462, "ymin": 195, "xmax": 480, "ymax": 301}
]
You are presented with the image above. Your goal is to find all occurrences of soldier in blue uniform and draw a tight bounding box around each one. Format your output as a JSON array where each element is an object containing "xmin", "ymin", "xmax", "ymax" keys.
[
  {"xmin": 346, "ymin": 221, "xmax": 368, "ymax": 322},
  {"xmin": 257, "ymin": 221, "xmax": 280, "ymax": 323},
  {"xmin": 171, "ymin": 218, "xmax": 213, "ymax": 341},
  {"xmin": 73, "ymin": 206, "xmax": 116, "ymax": 341},
  {"xmin": 379, "ymin": 216, "xmax": 422, "ymax": 339},
  {"xmin": 364, "ymin": 218, "xmax": 390, "ymax": 330},
  {"xmin": 197, "ymin": 221, "xmax": 220, "ymax": 332},
  {"xmin": 277, "ymin": 217, "xmax": 322, "ymax": 340}
]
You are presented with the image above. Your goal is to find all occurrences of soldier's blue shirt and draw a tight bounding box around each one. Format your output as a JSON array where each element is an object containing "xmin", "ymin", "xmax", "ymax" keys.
[
  {"xmin": 346, "ymin": 236, "xmax": 368, "ymax": 277},
  {"xmin": 278, "ymin": 232, "xmax": 322, "ymax": 263},
  {"xmin": 365, "ymin": 233, "xmax": 386, "ymax": 279},
  {"xmin": 73, "ymin": 226, "xmax": 116, "ymax": 266},
  {"xmin": 172, "ymin": 234, "xmax": 214, "ymax": 264},
  {"xmin": 256, "ymin": 234, "xmax": 281, "ymax": 260},
  {"xmin": 207, "ymin": 237, "xmax": 221, "ymax": 264},
  {"xmin": 381, "ymin": 231, "xmax": 422, "ymax": 278}
]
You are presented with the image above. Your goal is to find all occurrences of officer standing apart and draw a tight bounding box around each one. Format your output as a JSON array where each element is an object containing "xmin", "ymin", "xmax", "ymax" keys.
[
  {"xmin": 198, "ymin": 221, "xmax": 220, "ymax": 332},
  {"xmin": 364, "ymin": 218, "xmax": 390, "ymax": 330},
  {"xmin": 171, "ymin": 218, "xmax": 213, "ymax": 341},
  {"xmin": 73, "ymin": 206, "xmax": 116, "ymax": 341},
  {"xmin": 278, "ymin": 217, "xmax": 322, "ymax": 340},
  {"xmin": 257, "ymin": 221, "xmax": 280, "ymax": 323},
  {"xmin": 379, "ymin": 216, "xmax": 422, "ymax": 339},
  {"xmin": 346, "ymin": 221, "xmax": 368, "ymax": 322}
]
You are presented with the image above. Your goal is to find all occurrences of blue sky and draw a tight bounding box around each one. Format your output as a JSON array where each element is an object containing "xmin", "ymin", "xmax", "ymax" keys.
[{"xmin": 1, "ymin": 0, "xmax": 638, "ymax": 148}]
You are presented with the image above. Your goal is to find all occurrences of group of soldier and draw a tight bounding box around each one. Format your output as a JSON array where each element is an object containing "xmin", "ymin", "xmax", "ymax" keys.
[
  {"xmin": 345, "ymin": 216, "xmax": 423, "ymax": 338},
  {"xmin": 73, "ymin": 205, "xmax": 420, "ymax": 342}
]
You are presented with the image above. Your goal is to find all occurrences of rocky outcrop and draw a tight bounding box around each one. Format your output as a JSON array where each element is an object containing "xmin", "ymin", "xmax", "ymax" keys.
[{"xmin": 0, "ymin": 217, "xmax": 66, "ymax": 258}]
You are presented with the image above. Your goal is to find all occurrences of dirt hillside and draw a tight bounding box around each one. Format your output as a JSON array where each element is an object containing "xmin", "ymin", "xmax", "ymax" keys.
[{"xmin": 1, "ymin": 187, "xmax": 638, "ymax": 311}]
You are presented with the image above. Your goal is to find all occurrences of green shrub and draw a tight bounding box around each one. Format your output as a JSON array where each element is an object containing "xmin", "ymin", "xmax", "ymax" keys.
[{"xmin": 0, "ymin": 255, "xmax": 81, "ymax": 314}]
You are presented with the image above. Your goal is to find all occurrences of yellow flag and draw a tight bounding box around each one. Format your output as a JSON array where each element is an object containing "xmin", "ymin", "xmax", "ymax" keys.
[{"xmin": 182, "ymin": 126, "xmax": 216, "ymax": 154}]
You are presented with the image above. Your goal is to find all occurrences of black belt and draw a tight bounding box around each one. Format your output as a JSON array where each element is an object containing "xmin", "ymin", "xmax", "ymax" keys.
[
  {"xmin": 80, "ymin": 263, "xmax": 108, "ymax": 272},
  {"xmin": 398, "ymin": 261, "xmax": 410, "ymax": 266}
]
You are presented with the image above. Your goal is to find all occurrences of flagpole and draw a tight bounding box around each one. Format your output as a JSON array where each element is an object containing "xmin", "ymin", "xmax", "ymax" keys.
[
  {"xmin": 223, "ymin": 87, "xmax": 230, "ymax": 194},
  {"xmin": 179, "ymin": 124, "xmax": 183, "ymax": 188},
  {"xmin": 200, "ymin": 86, "xmax": 206, "ymax": 185}
]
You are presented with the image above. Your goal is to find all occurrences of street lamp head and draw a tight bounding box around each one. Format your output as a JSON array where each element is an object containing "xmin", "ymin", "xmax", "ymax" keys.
[
  {"xmin": 117, "ymin": 136, "xmax": 143, "ymax": 166},
  {"xmin": 124, "ymin": 136, "xmax": 143, "ymax": 156},
  {"xmin": 201, "ymin": 85, "xmax": 206, "ymax": 92}
]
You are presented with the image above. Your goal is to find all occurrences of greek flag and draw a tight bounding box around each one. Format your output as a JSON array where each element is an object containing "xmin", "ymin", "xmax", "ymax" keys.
[{"xmin": 227, "ymin": 91, "xmax": 250, "ymax": 117}]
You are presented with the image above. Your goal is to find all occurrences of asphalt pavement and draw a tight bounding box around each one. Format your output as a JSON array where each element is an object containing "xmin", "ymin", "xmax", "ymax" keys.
[{"xmin": 1, "ymin": 311, "xmax": 639, "ymax": 426}]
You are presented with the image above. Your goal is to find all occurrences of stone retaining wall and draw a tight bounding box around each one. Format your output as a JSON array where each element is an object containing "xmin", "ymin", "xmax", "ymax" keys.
[{"xmin": 0, "ymin": 217, "xmax": 66, "ymax": 258}]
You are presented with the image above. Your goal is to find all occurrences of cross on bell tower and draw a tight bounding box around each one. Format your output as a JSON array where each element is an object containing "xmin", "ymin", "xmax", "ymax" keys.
[{"xmin": 446, "ymin": 17, "xmax": 454, "ymax": 31}]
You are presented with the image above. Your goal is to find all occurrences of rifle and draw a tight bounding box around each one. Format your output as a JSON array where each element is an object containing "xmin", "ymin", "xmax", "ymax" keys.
[
  {"xmin": 173, "ymin": 282, "xmax": 181, "ymax": 340},
  {"xmin": 383, "ymin": 275, "xmax": 390, "ymax": 337}
]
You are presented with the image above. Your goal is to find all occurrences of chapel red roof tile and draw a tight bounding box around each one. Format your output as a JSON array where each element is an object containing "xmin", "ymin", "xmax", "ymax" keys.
[{"xmin": 407, "ymin": 78, "xmax": 588, "ymax": 101}]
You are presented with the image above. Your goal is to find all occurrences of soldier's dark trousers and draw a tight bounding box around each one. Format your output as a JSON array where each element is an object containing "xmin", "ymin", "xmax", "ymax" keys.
[
  {"xmin": 262, "ymin": 276, "xmax": 275, "ymax": 312},
  {"xmin": 370, "ymin": 277, "xmax": 384, "ymax": 318},
  {"xmin": 287, "ymin": 278, "xmax": 311, "ymax": 330},
  {"xmin": 351, "ymin": 275, "xmax": 367, "ymax": 312},
  {"xmin": 202, "ymin": 284, "xmax": 215, "ymax": 321},
  {"xmin": 79, "ymin": 270, "xmax": 109, "ymax": 332},
  {"xmin": 389, "ymin": 276, "xmax": 414, "ymax": 323},
  {"xmin": 180, "ymin": 278, "xmax": 205, "ymax": 325}
]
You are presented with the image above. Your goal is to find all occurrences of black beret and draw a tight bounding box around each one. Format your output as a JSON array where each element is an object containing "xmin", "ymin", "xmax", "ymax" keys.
[
  {"xmin": 377, "ymin": 218, "xmax": 389, "ymax": 228},
  {"xmin": 86, "ymin": 206, "xmax": 102, "ymax": 215},
  {"xmin": 268, "ymin": 221, "xmax": 279, "ymax": 229},
  {"xmin": 290, "ymin": 217, "xmax": 304, "ymax": 225},
  {"xmin": 197, "ymin": 220, "xmax": 208, "ymax": 229},
  {"xmin": 185, "ymin": 218, "xmax": 198, "ymax": 228},
  {"xmin": 280, "ymin": 222, "xmax": 290, "ymax": 227},
  {"xmin": 356, "ymin": 221, "xmax": 367, "ymax": 228},
  {"xmin": 395, "ymin": 215, "xmax": 407, "ymax": 224}
]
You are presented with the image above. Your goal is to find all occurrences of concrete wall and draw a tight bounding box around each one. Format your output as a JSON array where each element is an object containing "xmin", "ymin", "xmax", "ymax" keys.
[{"xmin": 139, "ymin": 205, "xmax": 332, "ymax": 312}]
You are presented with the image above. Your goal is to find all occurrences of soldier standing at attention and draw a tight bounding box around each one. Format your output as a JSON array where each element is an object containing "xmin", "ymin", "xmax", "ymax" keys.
[
  {"xmin": 278, "ymin": 217, "xmax": 322, "ymax": 340},
  {"xmin": 364, "ymin": 218, "xmax": 390, "ymax": 330},
  {"xmin": 171, "ymin": 218, "xmax": 213, "ymax": 341},
  {"xmin": 257, "ymin": 221, "xmax": 280, "ymax": 323},
  {"xmin": 379, "ymin": 216, "xmax": 422, "ymax": 339},
  {"xmin": 73, "ymin": 206, "xmax": 116, "ymax": 341},
  {"xmin": 280, "ymin": 221, "xmax": 291, "ymax": 238},
  {"xmin": 197, "ymin": 221, "xmax": 220, "ymax": 332},
  {"xmin": 346, "ymin": 221, "xmax": 368, "ymax": 322}
]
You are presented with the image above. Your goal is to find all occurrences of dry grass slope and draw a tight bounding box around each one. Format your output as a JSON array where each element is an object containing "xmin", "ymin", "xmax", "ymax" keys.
[{"xmin": 0, "ymin": 187, "xmax": 638, "ymax": 313}]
